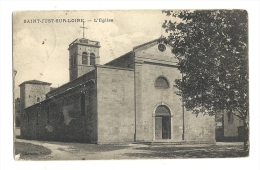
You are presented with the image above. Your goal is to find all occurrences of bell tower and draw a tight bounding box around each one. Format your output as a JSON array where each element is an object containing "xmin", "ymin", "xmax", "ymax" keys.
[{"xmin": 68, "ymin": 22, "xmax": 101, "ymax": 81}]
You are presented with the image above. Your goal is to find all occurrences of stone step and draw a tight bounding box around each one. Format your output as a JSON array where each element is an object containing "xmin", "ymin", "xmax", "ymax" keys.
[{"xmin": 133, "ymin": 140, "xmax": 216, "ymax": 145}]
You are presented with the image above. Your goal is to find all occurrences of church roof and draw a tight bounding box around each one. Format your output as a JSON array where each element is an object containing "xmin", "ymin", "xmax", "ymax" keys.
[
  {"xmin": 19, "ymin": 80, "xmax": 52, "ymax": 87},
  {"xmin": 133, "ymin": 37, "xmax": 174, "ymax": 52},
  {"xmin": 133, "ymin": 38, "xmax": 160, "ymax": 51},
  {"xmin": 46, "ymin": 79, "xmax": 95, "ymax": 100},
  {"xmin": 104, "ymin": 38, "xmax": 163, "ymax": 68},
  {"xmin": 50, "ymin": 87, "xmax": 57, "ymax": 91},
  {"xmin": 46, "ymin": 70, "xmax": 95, "ymax": 99},
  {"xmin": 104, "ymin": 51, "xmax": 134, "ymax": 69}
]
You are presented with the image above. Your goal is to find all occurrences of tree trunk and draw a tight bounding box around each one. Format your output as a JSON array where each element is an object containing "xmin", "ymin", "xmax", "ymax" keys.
[{"xmin": 243, "ymin": 117, "xmax": 249, "ymax": 151}]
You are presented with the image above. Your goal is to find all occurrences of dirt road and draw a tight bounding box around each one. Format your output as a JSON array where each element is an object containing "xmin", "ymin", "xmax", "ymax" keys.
[
  {"xmin": 15, "ymin": 139, "xmax": 149, "ymax": 160},
  {"xmin": 15, "ymin": 139, "xmax": 246, "ymax": 160}
]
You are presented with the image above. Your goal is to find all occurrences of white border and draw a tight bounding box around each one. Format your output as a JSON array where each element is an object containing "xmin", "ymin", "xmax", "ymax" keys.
[{"xmin": 1, "ymin": 1, "xmax": 259, "ymax": 170}]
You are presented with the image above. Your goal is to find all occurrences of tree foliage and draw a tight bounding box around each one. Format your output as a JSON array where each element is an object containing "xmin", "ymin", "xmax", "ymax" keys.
[{"xmin": 162, "ymin": 10, "xmax": 249, "ymax": 150}]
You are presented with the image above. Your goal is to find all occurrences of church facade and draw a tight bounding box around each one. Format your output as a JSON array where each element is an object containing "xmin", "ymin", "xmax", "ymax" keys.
[{"xmin": 19, "ymin": 37, "xmax": 215, "ymax": 144}]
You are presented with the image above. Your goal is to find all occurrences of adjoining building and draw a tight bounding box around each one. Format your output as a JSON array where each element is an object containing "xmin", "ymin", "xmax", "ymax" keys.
[
  {"xmin": 215, "ymin": 112, "xmax": 244, "ymax": 142},
  {"xmin": 18, "ymin": 36, "xmax": 216, "ymax": 144}
]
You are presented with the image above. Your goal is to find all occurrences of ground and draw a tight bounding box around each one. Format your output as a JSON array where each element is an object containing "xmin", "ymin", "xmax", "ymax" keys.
[{"xmin": 14, "ymin": 139, "xmax": 248, "ymax": 160}]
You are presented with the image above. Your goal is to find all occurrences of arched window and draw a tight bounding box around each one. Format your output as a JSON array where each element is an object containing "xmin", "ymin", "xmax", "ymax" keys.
[
  {"xmin": 82, "ymin": 52, "xmax": 88, "ymax": 64},
  {"xmin": 37, "ymin": 97, "xmax": 40, "ymax": 102},
  {"xmin": 155, "ymin": 105, "xmax": 171, "ymax": 116},
  {"xmin": 90, "ymin": 53, "xmax": 95, "ymax": 65},
  {"xmin": 155, "ymin": 76, "xmax": 169, "ymax": 89}
]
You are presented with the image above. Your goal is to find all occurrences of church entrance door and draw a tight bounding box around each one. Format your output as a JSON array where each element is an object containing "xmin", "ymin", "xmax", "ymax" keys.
[
  {"xmin": 162, "ymin": 116, "xmax": 171, "ymax": 139},
  {"xmin": 155, "ymin": 105, "xmax": 171, "ymax": 140}
]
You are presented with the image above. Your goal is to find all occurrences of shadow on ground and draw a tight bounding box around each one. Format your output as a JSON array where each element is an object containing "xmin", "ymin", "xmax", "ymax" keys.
[
  {"xmin": 54, "ymin": 142, "xmax": 131, "ymax": 154},
  {"xmin": 124, "ymin": 145, "xmax": 249, "ymax": 158},
  {"xmin": 15, "ymin": 142, "xmax": 52, "ymax": 160}
]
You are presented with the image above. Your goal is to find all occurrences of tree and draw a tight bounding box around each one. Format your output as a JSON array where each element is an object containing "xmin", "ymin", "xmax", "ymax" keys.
[{"xmin": 161, "ymin": 10, "xmax": 249, "ymax": 151}]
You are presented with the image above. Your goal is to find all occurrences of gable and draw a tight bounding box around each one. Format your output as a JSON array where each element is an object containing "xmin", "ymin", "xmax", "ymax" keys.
[{"xmin": 133, "ymin": 39, "xmax": 179, "ymax": 65}]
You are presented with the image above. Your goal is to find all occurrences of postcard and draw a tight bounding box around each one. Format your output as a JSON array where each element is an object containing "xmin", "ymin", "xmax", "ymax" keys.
[{"xmin": 13, "ymin": 10, "xmax": 249, "ymax": 160}]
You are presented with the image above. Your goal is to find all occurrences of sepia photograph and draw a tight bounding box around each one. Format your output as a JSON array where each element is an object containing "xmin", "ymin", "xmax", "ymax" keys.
[{"xmin": 12, "ymin": 9, "xmax": 249, "ymax": 161}]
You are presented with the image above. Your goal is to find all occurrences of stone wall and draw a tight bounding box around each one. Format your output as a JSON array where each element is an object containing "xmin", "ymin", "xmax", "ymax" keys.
[
  {"xmin": 134, "ymin": 41, "xmax": 216, "ymax": 143},
  {"xmin": 69, "ymin": 41, "xmax": 100, "ymax": 81},
  {"xmin": 96, "ymin": 66, "xmax": 135, "ymax": 144},
  {"xmin": 20, "ymin": 81, "xmax": 97, "ymax": 143},
  {"xmin": 134, "ymin": 62, "xmax": 183, "ymax": 141},
  {"xmin": 20, "ymin": 84, "xmax": 50, "ymax": 109},
  {"xmin": 20, "ymin": 86, "xmax": 25, "ymax": 110},
  {"xmin": 77, "ymin": 65, "xmax": 95, "ymax": 78},
  {"xmin": 134, "ymin": 62, "xmax": 215, "ymax": 143},
  {"xmin": 184, "ymin": 112, "xmax": 215, "ymax": 143},
  {"xmin": 223, "ymin": 111, "xmax": 243, "ymax": 137}
]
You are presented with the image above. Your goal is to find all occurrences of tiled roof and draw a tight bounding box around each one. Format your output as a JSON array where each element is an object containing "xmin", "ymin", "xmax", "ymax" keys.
[
  {"xmin": 50, "ymin": 87, "xmax": 57, "ymax": 91},
  {"xmin": 19, "ymin": 80, "xmax": 52, "ymax": 86}
]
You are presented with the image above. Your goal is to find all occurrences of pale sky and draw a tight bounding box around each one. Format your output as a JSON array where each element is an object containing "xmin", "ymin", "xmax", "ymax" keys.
[{"xmin": 13, "ymin": 10, "xmax": 174, "ymax": 98}]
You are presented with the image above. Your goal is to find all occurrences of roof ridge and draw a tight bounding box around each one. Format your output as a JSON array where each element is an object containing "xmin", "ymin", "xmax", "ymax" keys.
[
  {"xmin": 133, "ymin": 38, "xmax": 160, "ymax": 50},
  {"xmin": 19, "ymin": 80, "xmax": 52, "ymax": 86}
]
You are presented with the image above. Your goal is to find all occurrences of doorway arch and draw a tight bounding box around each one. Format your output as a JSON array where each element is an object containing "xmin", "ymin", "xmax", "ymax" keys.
[{"xmin": 153, "ymin": 103, "xmax": 173, "ymax": 140}]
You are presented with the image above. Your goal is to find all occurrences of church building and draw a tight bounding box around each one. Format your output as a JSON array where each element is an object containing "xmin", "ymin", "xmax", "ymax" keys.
[{"xmin": 19, "ymin": 36, "xmax": 216, "ymax": 144}]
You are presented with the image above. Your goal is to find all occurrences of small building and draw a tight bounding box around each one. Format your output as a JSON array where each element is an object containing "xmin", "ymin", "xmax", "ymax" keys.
[
  {"xmin": 215, "ymin": 112, "xmax": 244, "ymax": 142},
  {"xmin": 19, "ymin": 36, "xmax": 216, "ymax": 144}
]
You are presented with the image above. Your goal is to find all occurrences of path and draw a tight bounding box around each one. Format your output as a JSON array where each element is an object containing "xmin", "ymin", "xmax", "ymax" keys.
[
  {"xmin": 15, "ymin": 139, "xmax": 149, "ymax": 160},
  {"xmin": 15, "ymin": 139, "xmax": 245, "ymax": 160}
]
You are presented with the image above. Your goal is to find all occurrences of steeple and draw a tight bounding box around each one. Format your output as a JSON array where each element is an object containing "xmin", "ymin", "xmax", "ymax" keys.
[{"xmin": 68, "ymin": 22, "xmax": 101, "ymax": 81}]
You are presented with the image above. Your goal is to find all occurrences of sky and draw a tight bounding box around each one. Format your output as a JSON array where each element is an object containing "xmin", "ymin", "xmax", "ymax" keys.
[{"xmin": 13, "ymin": 10, "xmax": 173, "ymax": 98}]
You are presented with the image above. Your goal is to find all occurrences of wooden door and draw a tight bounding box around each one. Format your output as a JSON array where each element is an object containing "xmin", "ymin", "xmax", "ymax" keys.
[
  {"xmin": 162, "ymin": 116, "xmax": 171, "ymax": 139},
  {"xmin": 155, "ymin": 117, "xmax": 162, "ymax": 140}
]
